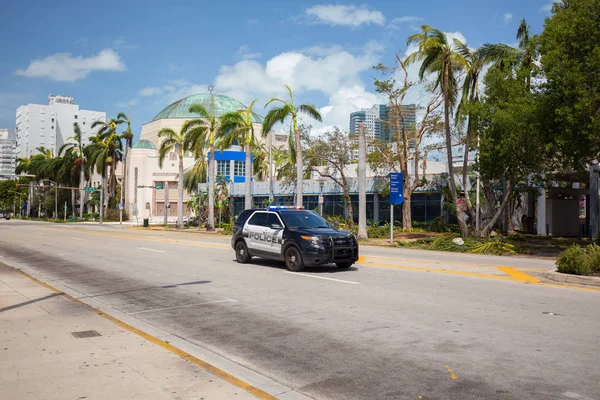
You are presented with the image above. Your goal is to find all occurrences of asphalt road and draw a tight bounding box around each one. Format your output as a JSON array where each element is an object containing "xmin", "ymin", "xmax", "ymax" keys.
[{"xmin": 1, "ymin": 220, "xmax": 599, "ymax": 400}]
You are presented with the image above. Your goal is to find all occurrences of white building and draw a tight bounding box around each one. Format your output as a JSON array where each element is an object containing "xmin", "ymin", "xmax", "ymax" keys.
[
  {"xmin": 15, "ymin": 95, "xmax": 106, "ymax": 158},
  {"xmin": 0, "ymin": 129, "xmax": 16, "ymax": 179}
]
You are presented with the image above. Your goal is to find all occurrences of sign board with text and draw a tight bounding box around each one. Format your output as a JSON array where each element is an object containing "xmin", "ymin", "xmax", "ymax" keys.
[
  {"xmin": 390, "ymin": 173, "xmax": 404, "ymax": 205},
  {"xmin": 155, "ymin": 183, "xmax": 164, "ymax": 190}
]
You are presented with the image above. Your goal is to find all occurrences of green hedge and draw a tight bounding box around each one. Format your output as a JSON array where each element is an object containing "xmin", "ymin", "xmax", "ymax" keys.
[{"xmin": 556, "ymin": 244, "xmax": 600, "ymax": 276}]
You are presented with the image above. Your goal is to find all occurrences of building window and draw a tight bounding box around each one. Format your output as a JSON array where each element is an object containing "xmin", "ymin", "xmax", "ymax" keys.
[
  {"xmin": 51, "ymin": 118, "xmax": 54, "ymax": 122},
  {"xmin": 74, "ymin": 115, "xmax": 78, "ymax": 119},
  {"xmin": 233, "ymin": 161, "xmax": 245, "ymax": 176},
  {"xmin": 217, "ymin": 160, "xmax": 230, "ymax": 176},
  {"xmin": 83, "ymin": 122, "xmax": 85, "ymax": 125}
]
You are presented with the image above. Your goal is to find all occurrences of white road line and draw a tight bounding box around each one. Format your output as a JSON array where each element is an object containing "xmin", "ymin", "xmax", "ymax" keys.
[
  {"xmin": 137, "ymin": 247, "xmax": 166, "ymax": 253},
  {"xmin": 70, "ymin": 237, "xmax": 84, "ymax": 241},
  {"xmin": 284, "ymin": 271, "xmax": 359, "ymax": 285},
  {"xmin": 36, "ymin": 232, "xmax": 43, "ymax": 235},
  {"xmin": 130, "ymin": 298, "xmax": 237, "ymax": 315}
]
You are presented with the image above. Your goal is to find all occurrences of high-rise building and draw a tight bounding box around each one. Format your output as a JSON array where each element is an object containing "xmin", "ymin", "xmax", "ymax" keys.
[
  {"xmin": 349, "ymin": 104, "xmax": 416, "ymax": 141},
  {"xmin": 0, "ymin": 129, "xmax": 16, "ymax": 179},
  {"xmin": 15, "ymin": 95, "xmax": 106, "ymax": 158}
]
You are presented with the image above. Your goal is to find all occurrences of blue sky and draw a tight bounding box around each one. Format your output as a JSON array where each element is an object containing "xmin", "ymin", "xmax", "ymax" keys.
[{"xmin": 0, "ymin": 0, "xmax": 554, "ymax": 140}]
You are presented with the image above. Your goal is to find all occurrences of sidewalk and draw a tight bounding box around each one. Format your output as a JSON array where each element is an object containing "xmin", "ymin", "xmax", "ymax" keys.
[{"xmin": 0, "ymin": 263, "xmax": 259, "ymax": 400}]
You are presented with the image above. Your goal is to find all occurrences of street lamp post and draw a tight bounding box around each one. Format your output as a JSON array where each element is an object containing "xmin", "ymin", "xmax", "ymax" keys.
[{"xmin": 318, "ymin": 179, "xmax": 325, "ymax": 216}]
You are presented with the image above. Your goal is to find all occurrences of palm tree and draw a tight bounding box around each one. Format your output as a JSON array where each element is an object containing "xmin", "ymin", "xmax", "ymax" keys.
[
  {"xmin": 86, "ymin": 130, "xmax": 120, "ymax": 223},
  {"xmin": 251, "ymin": 140, "xmax": 269, "ymax": 181},
  {"xmin": 219, "ymin": 99, "xmax": 258, "ymax": 210},
  {"xmin": 90, "ymin": 117, "xmax": 125, "ymax": 200},
  {"xmin": 262, "ymin": 85, "xmax": 322, "ymax": 208},
  {"xmin": 453, "ymin": 40, "xmax": 489, "ymax": 222},
  {"xmin": 406, "ymin": 25, "xmax": 468, "ymax": 236},
  {"xmin": 59, "ymin": 122, "xmax": 86, "ymax": 219},
  {"xmin": 187, "ymin": 102, "xmax": 220, "ymax": 231},
  {"xmin": 117, "ymin": 112, "xmax": 133, "ymax": 212},
  {"xmin": 480, "ymin": 19, "xmax": 536, "ymax": 89},
  {"xmin": 157, "ymin": 119, "xmax": 205, "ymax": 229}
]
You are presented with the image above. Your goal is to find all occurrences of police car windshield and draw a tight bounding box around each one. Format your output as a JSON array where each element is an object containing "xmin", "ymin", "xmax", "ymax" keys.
[{"xmin": 280, "ymin": 211, "xmax": 330, "ymax": 229}]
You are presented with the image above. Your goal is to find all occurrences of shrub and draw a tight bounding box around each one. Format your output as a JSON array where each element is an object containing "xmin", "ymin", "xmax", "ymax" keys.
[
  {"xmin": 220, "ymin": 223, "xmax": 232, "ymax": 235},
  {"xmin": 556, "ymin": 245, "xmax": 594, "ymax": 275}
]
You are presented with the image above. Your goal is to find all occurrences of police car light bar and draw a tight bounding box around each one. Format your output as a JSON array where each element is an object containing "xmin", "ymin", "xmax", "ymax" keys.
[{"xmin": 268, "ymin": 206, "xmax": 304, "ymax": 210}]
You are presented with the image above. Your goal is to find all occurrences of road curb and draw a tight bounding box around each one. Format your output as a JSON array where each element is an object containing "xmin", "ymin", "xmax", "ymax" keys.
[
  {"xmin": 542, "ymin": 269, "xmax": 600, "ymax": 287},
  {"xmin": 0, "ymin": 260, "xmax": 311, "ymax": 400}
]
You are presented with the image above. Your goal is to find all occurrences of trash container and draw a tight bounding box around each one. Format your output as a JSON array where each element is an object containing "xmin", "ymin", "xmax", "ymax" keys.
[{"xmin": 143, "ymin": 218, "xmax": 149, "ymax": 228}]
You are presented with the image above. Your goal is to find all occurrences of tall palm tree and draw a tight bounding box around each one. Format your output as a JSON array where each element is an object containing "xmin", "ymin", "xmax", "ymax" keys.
[
  {"xmin": 219, "ymin": 99, "xmax": 258, "ymax": 210},
  {"xmin": 453, "ymin": 40, "xmax": 489, "ymax": 221},
  {"xmin": 86, "ymin": 131, "xmax": 120, "ymax": 223},
  {"xmin": 406, "ymin": 25, "xmax": 468, "ymax": 235},
  {"xmin": 262, "ymin": 85, "xmax": 322, "ymax": 208},
  {"xmin": 480, "ymin": 19, "xmax": 536, "ymax": 89},
  {"xmin": 187, "ymin": 102, "xmax": 220, "ymax": 231},
  {"xmin": 117, "ymin": 112, "xmax": 133, "ymax": 212},
  {"xmin": 157, "ymin": 119, "xmax": 206, "ymax": 229},
  {"xmin": 91, "ymin": 117, "xmax": 125, "ymax": 200},
  {"xmin": 59, "ymin": 122, "xmax": 86, "ymax": 219}
]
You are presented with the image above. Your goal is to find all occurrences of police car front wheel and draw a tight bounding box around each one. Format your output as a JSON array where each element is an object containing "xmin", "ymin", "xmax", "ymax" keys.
[
  {"xmin": 285, "ymin": 247, "xmax": 305, "ymax": 272},
  {"xmin": 235, "ymin": 241, "xmax": 252, "ymax": 263}
]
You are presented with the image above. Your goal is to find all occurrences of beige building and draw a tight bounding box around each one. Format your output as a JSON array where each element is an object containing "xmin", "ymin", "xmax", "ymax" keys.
[{"xmin": 125, "ymin": 92, "xmax": 283, "ymax": 221}]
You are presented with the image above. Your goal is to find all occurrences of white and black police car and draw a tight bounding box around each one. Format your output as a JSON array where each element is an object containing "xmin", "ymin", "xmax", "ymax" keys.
[{"xmin": 231, "ymin": 206, "xmax": 359, "ymax": 271}]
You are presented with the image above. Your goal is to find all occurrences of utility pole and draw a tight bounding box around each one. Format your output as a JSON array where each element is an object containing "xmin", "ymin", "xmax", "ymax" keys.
[
  {"xmin": 99, "ymin": 181, "xmax": 104, "ymax": 224},
  {"xmin": 119, "ymin": 158, "xmax": 124, "ymax": 224},
  {"xmin": 475, "ymin": 135, "xmax": 481, "ymax": 236},
  {"xmin": 164, "ymin": 181, "xmax": 169, "ymax": 226},
  {"xmin": 269, "ymin": 131, "xmax": 274, "ymax": 202},
  {"xmin": 64, "ymin": 201, "xmax": 67, "ymax": 222},
  {"xmin": 357, "ymin": 122, "xmax": 368, "ymax": 240}
]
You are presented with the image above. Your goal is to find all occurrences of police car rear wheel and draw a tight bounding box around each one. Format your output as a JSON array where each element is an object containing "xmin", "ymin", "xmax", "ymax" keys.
[
  {"xmin": 235, "ymin": 241, "xmax": 252, "ymax": 263},
  {"xmin": 285, "ymin": 247, "xmax": 305, "ymax": 272},
  {"xmin": 336, "ymin": 262, "xmax": 353, "ymax": 269}
]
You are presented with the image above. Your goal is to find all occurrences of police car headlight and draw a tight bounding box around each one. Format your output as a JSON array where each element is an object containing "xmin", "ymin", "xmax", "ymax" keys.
[{"xmin": 301, "ymin": 235, "xmax": 321, "ymax": 245}]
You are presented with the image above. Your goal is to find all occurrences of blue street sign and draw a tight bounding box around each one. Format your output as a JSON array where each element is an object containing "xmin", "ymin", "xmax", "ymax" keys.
[{"xmin": 390, "ymin": 172, "xmax": 404, "ymax": 205}]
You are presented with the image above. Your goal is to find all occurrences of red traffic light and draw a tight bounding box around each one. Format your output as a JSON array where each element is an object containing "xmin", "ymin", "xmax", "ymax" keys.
[{"xmin": 45, "ymin": 185, "xmax": 50, "ymax": 189}]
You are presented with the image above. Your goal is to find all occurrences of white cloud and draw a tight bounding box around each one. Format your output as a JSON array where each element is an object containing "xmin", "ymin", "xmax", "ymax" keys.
[
  {"xmin": 304, "ymin": 4, "xmax": 385, "ymax": 27},
  {"xmin": 113, "ymin": 37, "xmax": 139, "ymax": 50},
  {"xmin": 15, "ymin": 49, "xmax": 126, "ymax": 82},
  {"xmin": 138, "ymin": 87, "xmax": 163, "ymax": 97},
  {"xmin": 237, "ymin": 45, "xmax": 262, "ymax": 60},
  {"xmin": 115, "ymin": 99, "xmax": 138, "ymax": 108},
  {"xmin": 503, "ymin": 13, "xmax": 513, "ymax": 24},
  {"xmin": 391, "ymin": 16, "xmax": 423, "ymax": 24},
  {"xmin": 213, "ymin": 42, "xmax": 384, "ymax": 134}
]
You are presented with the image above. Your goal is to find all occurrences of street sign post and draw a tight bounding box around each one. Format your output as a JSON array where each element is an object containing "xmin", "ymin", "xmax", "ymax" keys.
[
  {"xmin": 155, "ymin": 183, "xmax": 164, "ymax": 190},
  {"xmin": 389, "ymin": 173, "xmax": 404, "ymax": 244},
  {"xmin": 84, "ymin": 187, "xmax": 97, "ymax": 192}
]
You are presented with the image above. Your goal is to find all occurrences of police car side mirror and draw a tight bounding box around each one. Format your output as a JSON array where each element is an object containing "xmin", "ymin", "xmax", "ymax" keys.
[{"xmin": 270, "ymin": 223, "xmax": 283, "ymax": 229}]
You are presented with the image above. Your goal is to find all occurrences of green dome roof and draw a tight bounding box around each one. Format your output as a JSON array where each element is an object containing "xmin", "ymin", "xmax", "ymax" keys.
[
  {"xmin": 132, "ymin": 139, "xmax": 157, "ymax": 150},
  {"xmin": 151, "ymin": 93, "xmax": 263, "ymax": 123}
]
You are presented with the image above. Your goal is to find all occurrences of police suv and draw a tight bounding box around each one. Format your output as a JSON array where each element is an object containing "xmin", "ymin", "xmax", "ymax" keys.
[{"xmin": 231, "ymin": 206, "xmax": 359, "ymax": 272}]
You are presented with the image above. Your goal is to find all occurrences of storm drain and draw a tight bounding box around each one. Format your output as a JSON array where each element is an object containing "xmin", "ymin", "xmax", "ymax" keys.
[{"xmin": 71, "ymin": 330, "xmax": 102, "ymax": 338}]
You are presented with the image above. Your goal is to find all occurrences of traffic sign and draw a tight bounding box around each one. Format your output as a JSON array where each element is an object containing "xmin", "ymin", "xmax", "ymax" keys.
[
  {"xmin": 84, "ymin": 187, "xmax": 97, "ymax": 192},
  {"xmin": 155, "ymin": 183, "xmax": 164, "ymax": 190},
  {"xmin": 118, "ymin": 203, "xmax": 123, "ymax": 210},
  {"xmin": 390, "ymin": 172, "xmax": 404, "ymax": 205}
]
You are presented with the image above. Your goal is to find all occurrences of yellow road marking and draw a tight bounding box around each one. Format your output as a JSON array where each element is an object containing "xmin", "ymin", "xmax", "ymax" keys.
[
  {"xmin": 360, "ymin": 254, "xmax": 496, "ymax": 267},
  {"xmin": 444, "ymin": 364, "xmax": 458, "ymax": 380},
  {"xmin": 361, "ymin": 261, "xmax": 514, "ymax": 281},
  {"xmin": 13, "ymin": 266, "xmax": 277, "ymax": 400},
  {"xmin": 496, "ymin": 267, "xmax": 541, "ymax": 283},
  {"xmin": 35, "ymin": 227, "xmax": 600, "ymax": 293}
]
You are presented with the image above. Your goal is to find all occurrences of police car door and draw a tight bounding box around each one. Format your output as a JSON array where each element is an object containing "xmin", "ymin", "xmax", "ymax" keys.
[
  {"xmin": 244, "ymin": 212, "xmax": 268, "ymax": 253},
  {"xmin": 264, "ymin": 212, "xmax": 285, "ymax": 256}
]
